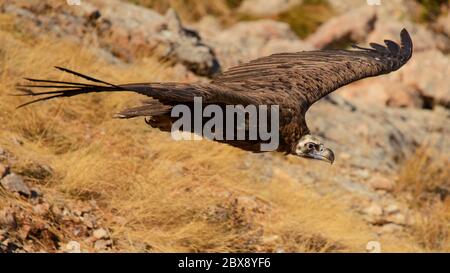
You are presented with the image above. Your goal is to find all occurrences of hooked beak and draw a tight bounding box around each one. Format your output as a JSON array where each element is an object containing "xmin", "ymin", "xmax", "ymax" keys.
[
  {"xmin": 299, "ymin": 147, "xmax": 335, "ymax": 164},
  {"xmin": 313, "ymin": 147, "xmax": 335, "ymax": 164}
]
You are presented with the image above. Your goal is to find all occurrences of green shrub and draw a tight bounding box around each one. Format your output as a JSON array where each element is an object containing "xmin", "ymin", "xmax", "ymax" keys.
[
  {"xmin": 278, "ymin": 0, "xmax": 334, "ymax": 39},
  {"xmin": 416, "ymin": 0, "xmax": 449, "ymax": 22}
]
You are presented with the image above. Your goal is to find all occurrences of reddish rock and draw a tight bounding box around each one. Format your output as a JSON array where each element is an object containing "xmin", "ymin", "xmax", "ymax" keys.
[
  {"xmin": 200, "ymin": 19, "xmax": 312, "ymax": 69},
  {"xmin": 306, "ymin": 6, "xmax": 377, "ymax": 49}
]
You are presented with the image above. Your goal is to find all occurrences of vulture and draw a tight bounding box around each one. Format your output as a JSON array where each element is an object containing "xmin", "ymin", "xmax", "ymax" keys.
[{"xmin": 16, "ymin": 29, "xmax": 413, "ymax": 164}]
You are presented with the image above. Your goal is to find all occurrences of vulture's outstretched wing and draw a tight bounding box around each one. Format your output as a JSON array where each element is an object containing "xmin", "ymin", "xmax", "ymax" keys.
[
  {"xmin": 16, "ymin": 29, "xmax": 412, "ymax": 116},
  {"xmin": 212, "ymin": 28, "xmax": 413, "ymax": 110}
]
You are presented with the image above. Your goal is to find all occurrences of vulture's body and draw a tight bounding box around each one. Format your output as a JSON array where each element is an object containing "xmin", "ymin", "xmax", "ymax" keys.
[{"xmin": 17, "ymin": 29, "xmax": 413, "ymax": 163}]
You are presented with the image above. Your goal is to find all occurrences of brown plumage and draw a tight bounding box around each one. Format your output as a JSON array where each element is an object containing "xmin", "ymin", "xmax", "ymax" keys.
[{"xmin": 15, "ymin": 29, "xmax": 413, "ymax": 163}]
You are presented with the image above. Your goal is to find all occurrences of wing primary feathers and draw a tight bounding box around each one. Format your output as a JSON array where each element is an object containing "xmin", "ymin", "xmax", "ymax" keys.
[
  {"xmin": 369, "ymin": 43, "xmax": 390, "ymax": 54},
  {"xmin": 351, "ymin": 44, "xmax": 376, "ymax": 52},
  {"xmin": 384, "ymin": 40, "xmax": 400, "ymax": 55},
  {"xmin": 400, "ymin": 28, "xmax": 413, "ymax": 61}
]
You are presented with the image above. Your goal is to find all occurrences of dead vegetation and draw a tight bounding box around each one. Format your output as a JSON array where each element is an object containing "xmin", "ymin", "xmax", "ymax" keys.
[{"xmin": 396, "ymin": 146, "xmax": 450, "ymax": 251}]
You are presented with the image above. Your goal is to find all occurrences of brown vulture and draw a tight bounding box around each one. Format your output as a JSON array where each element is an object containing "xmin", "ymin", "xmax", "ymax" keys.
[{"xmin": 16, "ymin": 29, "xmax": 413, "ymax": 164}]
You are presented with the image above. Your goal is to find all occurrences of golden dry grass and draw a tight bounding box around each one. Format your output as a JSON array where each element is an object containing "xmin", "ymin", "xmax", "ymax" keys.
[
  {"xmin": 0, "ymin": 19, "xmax": 430, "ymax": 252},
  {"xmin": 397, "ymin": 146, "xmax": 450, "ymax": 251}
]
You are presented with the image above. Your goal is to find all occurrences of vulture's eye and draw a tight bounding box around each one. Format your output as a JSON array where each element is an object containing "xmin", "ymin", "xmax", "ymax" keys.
[{"xmin": 306, "ymin": 142, "xmax": 316, "ymax": 150}]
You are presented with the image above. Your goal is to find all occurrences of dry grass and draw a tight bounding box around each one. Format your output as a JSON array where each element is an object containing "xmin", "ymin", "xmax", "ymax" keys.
[
  {"xmin": 0, "ymin": 18, "xmax": 427, "ymax": 252},
  {"xmin": 397, "ymin": 146, "xmax": 450, "ymax": 251}
]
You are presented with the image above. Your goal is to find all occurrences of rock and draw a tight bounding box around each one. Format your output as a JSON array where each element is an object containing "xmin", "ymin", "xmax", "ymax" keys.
[
  {"xmin": 367, "ymin": 21, "xmax": 450, "ymax": 53},
  {"xmin": 379, "ymin": 223, "xmax": 403, "ymax": 233},
  {"xmin": 362, "ymin": 203, "xmax": 383, "ymax": 223},
  {"xmin": 384, "ymin": 204, "xmax": 400, "ymax": 215},
  {"xmin": 201, "ymin": 20, "xmax": 312, "ymax": 69},
  {"xmin": 392, "ymin": 50, "xmax": 450, "ymax": 109},
  {"xmin": 65, "ymin": 241, "xmax": 81, "ymax": 253},
  {"xmin": 369, "ymin": 176, "xmax": 396, "ymax": 192},
  {"xmin": 159, "ymin": 10, "xmax": 221, "ymax": 77},
  {"xmin": 0, "ymin": 163, "xmax": 10, "ymax": 179},
  {"xmin": 306, "ymin": 6, "xmax": 377, "ymax": 49},
  {"xmin": 94, "ymin": 239, "xmax": 112, "ymax": 250},
  {"xmin": 82, "ymin": 214, "xmax": 97, "ymax": 229},
  {"xmin": 363, "ymin": 203, "xmax": 383, "ymax": 217},
  {"xmin": 32, "ymin": 203, "xmax": 50, "ymax": 216},
  {"xmin": 338, "ymin": 80, "xmax": 424, "ymax": 109},
  {"xmin": 1, "ymin": 173, "xmax": 31, "ymax": 197},
  {"xmin": 238, "ymin": 0, "xmax": 302, "ymax": 17},
  {"xmin": 308, "ymin": 99, "xmax": 450, "ymax": 172},
  {"xmin": 327, "ymin": 0, "xmax": 366, "ymax": 13},
  {"xmin": 385, "ymin": 212, "xmax": 407, "ymax": 225},
  {"xmin": 93, "ymin": 228, "xmax": 108, "ymax": 240}
]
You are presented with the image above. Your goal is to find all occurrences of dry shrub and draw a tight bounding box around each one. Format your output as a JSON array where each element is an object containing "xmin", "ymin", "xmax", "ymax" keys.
[
  {"xmin": 397, "ymin": 145, "xmax": 450, "ymax": 251},
  {"xmin": 397, "ymin": 146, "xmax": 450, "ymax": 203}
]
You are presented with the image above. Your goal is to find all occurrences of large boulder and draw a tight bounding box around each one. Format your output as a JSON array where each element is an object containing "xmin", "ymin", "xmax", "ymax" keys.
[
  {"xmin": 307, "ymin": 100, "xmax": 450, "ymax": 172},
  {"xmin": 334, "ymin": 50, "xmax": 450, "ymax": 110},
  {"xmin": 337, "ymin": 80, "xmax": 424, "ymax": 109},
  {"xmin": 306, "ymin": 6, "xmax": 377, "ymax": 49},
  {"xmin": 197, "ymin": 19, "xmax": 313, "ymax": 69},
  {"xmin": 392, "ymin": 50, "xmax": 450, "ymax": 109}
]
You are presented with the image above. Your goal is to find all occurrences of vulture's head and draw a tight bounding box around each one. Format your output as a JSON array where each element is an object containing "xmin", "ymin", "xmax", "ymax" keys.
[{"xmin": 295, "ymin": 135, "xmax": 334, "ymax": 164}]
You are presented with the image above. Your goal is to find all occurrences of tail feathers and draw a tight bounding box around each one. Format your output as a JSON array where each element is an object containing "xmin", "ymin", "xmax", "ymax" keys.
[
  {"xmin": 14, "ymin": 85, "xmax": 118, "ymax": 108},
  {"xmin": 53, "ymin": 66, "xmax": 121, "ymax": 88},
  {"xmin": 114, "ymin": 99, "xmax": 172, "ymax": 119},
  {"xmin": 15, "ymin": 66, "xmax": 212, "ymax": 108},
  {"xmin": 14, "ymin": 66, "xmax": 123, "ymax": 108}
]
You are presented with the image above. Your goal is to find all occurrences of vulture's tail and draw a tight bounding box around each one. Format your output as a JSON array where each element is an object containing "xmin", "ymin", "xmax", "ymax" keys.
[
  {"xmin": 14, "ymin": 66, "xmax": 126, "ymax": 108},
  {"xmin": 14, "ymin": 66, "xmax": 209, "ymax": 111}
]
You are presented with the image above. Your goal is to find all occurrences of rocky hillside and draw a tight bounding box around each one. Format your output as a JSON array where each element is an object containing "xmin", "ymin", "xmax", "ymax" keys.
[{"xmin": 0, "ymin": 0, "xmax": 449, "ymax": 252}]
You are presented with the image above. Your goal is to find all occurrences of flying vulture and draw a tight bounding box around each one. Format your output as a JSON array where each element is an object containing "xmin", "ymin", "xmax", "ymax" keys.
[{"xmin": 16, "ymin": 29, "xmax": 413, "ymax": 164}]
